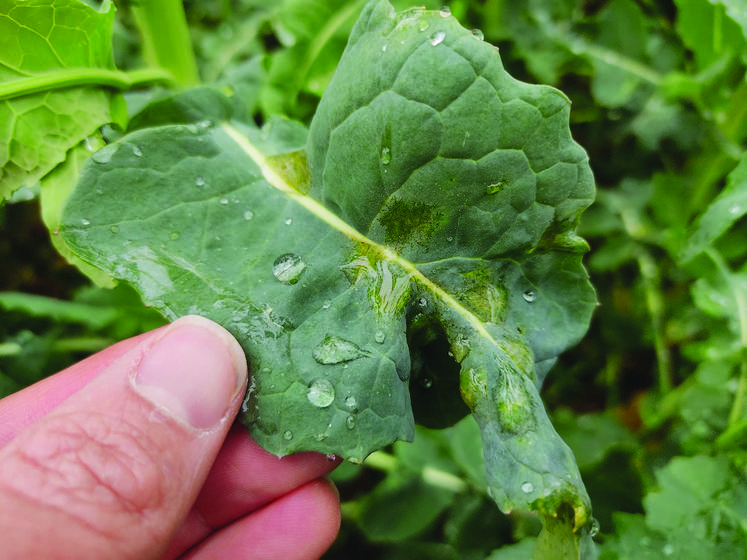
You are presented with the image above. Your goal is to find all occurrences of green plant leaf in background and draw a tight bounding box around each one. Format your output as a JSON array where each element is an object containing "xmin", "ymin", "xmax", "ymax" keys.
[
  {"xmin": 59, "ymin": 0, "xmax": 596, "ymax": 538},
  {"xmin": 0, "ymin": 0, "xmax": 119, "ymax": 200}
]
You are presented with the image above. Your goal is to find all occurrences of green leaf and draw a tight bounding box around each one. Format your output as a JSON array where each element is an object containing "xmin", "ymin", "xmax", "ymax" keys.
[
  {"xmin": 60, "ymin": 0, "xmax": 595, "ymax": 525},
  {"xmin": 0, "ymin": 291, "xmax": 118, "ymax": 329},
  {"xmin": 681, "ymin": 154, "xmax": 747, "ymax": 262},
  {"xmin": 674, "ymin": 0, "xmax": 745, "ymax": 71},
  {"xmin": 0, "ymin": 0, "xmax": 118, "ymax": 200}
]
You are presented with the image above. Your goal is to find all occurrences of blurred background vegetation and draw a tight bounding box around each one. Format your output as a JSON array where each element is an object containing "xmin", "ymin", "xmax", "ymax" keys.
[{"xmin": 1, "ymin": 0, "xmax": 746, "ymax": 558}]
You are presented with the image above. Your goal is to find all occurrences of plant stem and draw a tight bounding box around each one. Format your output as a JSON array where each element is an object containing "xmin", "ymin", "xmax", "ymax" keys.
[
  {"xmin": 52, "ymin": 337, "xmax": 115, "ymax": 354},
  {"xmin": 131, "ymin": 0, "xmax": 200, "ymax": 87},
  {"xmin": 0, "ymin": 68, "xmax": 174, "ymax": 101},
  {"xmin": 363, "ymin": 451, "xmax": 468, "ymax": 493},
  {"xmin": 636, "ymin": 248, "xmax": 673, "ymax": 393}
]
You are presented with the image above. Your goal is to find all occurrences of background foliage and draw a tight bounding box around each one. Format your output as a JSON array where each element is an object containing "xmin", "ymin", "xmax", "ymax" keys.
[{"xmin": 1, "ymin": 0, "xmax": 746, "ymax": 558}]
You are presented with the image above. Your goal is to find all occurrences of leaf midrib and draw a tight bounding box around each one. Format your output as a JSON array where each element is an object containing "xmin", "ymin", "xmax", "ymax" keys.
[{"xmin": 220, "ymin": 122, "xmax": 502, "ymax": 350}]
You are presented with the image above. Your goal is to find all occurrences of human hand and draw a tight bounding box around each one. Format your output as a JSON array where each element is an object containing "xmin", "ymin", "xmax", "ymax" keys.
[{"xmin": 0, "ymin": 316, "xmax": 341, "ymax": 559}]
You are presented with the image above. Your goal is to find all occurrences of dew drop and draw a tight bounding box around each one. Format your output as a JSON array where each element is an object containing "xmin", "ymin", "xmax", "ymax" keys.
[
  {"xmin": 380, "ymin": 146, "xmax": 392, "ymax": 165},
  {"xmin": 272, "ymin": 253, "xmax": 306, "ymax": 285},
  {"xmin": 326, "ymin": 454, "xmax": 338, "ymax": 462},
  {"xmin": 346, "ymin": 415, "xmax": 356, "ymax": 429},
  {"xmin": 521, "ymin": 482, "xmax": 534, "ymax": 493},
  {"xmin": 430, "ymin": 30, "xmax": 446, "ymax": 46},
  {"xmin": 313, "ymin": 335, "xmax": 369, "ymax": 364},
  {"xmin": 439, "ymin": 5, "xmax": 451, "ymax": 17},
  {"xmin": 110, "ymin": 225, "xmax": 119, "ymax": 233},
  {"xmin": 374, "ymin": 330, "xmax": 386, "ymax": 344},
  {"xmin": 219, "ymin": 198, "xmax": 229, "ymax": 205},
  {"xmin": 589, "ymin": 518, "xmax": 600, "ymax": 538},
  {"xmin": 307, "ymin": 379, "xmax": 335, "ymax": 408},
  {"xmin": 170, "ymin": 231, "xmax": 180, "ymax": 240},
  {"xmin": 132, "ymin": 145, "xmax": 142, "ymax": 157},
  {"xmin": 382, "ymin": 44, "xmax": 387, "ymax": 52},
  {"xmin": 522, "ymin": 290, "xmax": 536, "ymax": 303},
  {"xmin": 729, "ymin": 204, "xmax": 742, "ymax": 215},
  {"xmin": 195, "ymin": 175, "xmax": 205, "ymax": 186},
  {"xmin": 418, "ymin": 21, "xmax": 429, "ymax": 31},
  {"xmin": 417, "ymin": 296, "xmax": 428, "ymax": 308},
  {"xmin": 244, "ymin": 210, "xmax": 254, "ymax": 220},
  {"xmin": 345, "ymin": 396, "xmax": 357, "ymax": 410},
  {"xmin": 486, "ymin": 180, "xmax": 505, "ymax": 194},
  {"xmin": 421, "ymin": 376, "xmax": 433, "ymax": 389},
  {"xmin": 285, "ymin": 218, "xmax": 293, "ymax": 226},
  {"xmin": 283, "ymin": 430, "xmax": 293, "ymax": 440},
  {"xmin": 322, "ymin": 300, "xmax": 332, "ymax": 309},
  {"xmin": 471, "ymin": 28, "xmax": 484, "ymax": 40},
  {"xmin": 81, "ymin": 219, "xmax": 90, "ymax": 226},
  {"xmin": 447, "ymin": 236, "xmax": 454, "ymax": 242}
]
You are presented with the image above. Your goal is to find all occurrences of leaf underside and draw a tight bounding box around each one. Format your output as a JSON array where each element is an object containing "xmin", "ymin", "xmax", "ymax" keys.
[{"xmin": 60, "ymin": 0, "xmax": 596, "ymax": 527}]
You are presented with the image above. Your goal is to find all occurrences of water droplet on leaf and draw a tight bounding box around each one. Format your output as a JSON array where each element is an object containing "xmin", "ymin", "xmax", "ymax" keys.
[
  {"xmin": 486, "ymin": 180, "xmax": 505, "ymax": 194},
  {"xmin": 663, "ymin": 544, "xmax": 674, "ymax": 556},
  {"xmin": 418, "ymin": 21, "xmax": 429, "ymax": 31},
  {"xmin": 346, "ymin": 415, "xmax": 356, "ymax": 429},
  {"xmin": 382, "ymin": 44, "xmax": 387, "ymax": 52},
  {"xmin": 521, "ymin": 482, "xmax": 534, "ymax": 493},
  {"xmin": 374, "ymin": 331, "xmax": 386, "ymax": 344},
  {"xmin": 421, "ymin": 376, "xmax": 433, "ymax": 389},
  {"xmin": 81, "ymin": 219, "xmax": 90, "ymax": 226},
  {"xmin": 91, "ymin": 145, "xmax": 117, "ymax": 164},
  {"xmin": 170, "ymin": 231, "xmax": 180, "ymax": 240},
  {"xmin": 110, "ymin": 225, "xmax": 119, "ymax": 233},
  {"xmin": 326, "ymin": 454, "xmax": 337, "ymax": 462},
  {"xmin": 345, "ymin": 396, "xmax": 357, "ymax": 410},
  {"xmin": 272, "ymin": 253, "xmax": 306, "ymax": 284},
  {"xmin": 285, "ymin": 218, "xmax": 293, "ymax": 226},
  {"xmin": 244, "ymin": 210, "xmax": 254, "ymax": 220},
  {"xmin": 220, "ymin": 198, "xmax": 229, "ymax": 205},
  {"xmin": 307, "ymin": 379, "xmax": 335, "ymax": 408},
  {"xmin": 589, "ymin": 518, "xmax": 600, "ymax": 537},
  {"xmin": 132, "ymin": 145, "xmax": 142, "ymax": 157},
  {"xmin": 417, "ymin": 297, "xmax": 428, "ymax": 308},
  {"xmin": 313, "ymin": 335, "xmax": 369, "ymax": 364},
  {"xmin": 322, "ymin": 300, "xmax": 332, "ymax": 309},
  {"xmin": 439, "ymin": 5, "xmax": 451, "ymax": 17},
  {"xmin": 471, "ymin": 28, "xmax": 484, "ymax": 40},
  {"xmin": 430, "ymin": 30, "xmax": 446, "ymax": 46},
  {"xmin": 522, "ymin": 290, "xmax": 536, "ymax": 303},
  {"xmin": 380, "ymin": 146, "xmax": 391, "ymax": 164},
  {"xmin": 195, "ymin": 176, "xmax": 205, "ymax": 186},
  {"xmin": 283, "ymin": 430, "xmax": 293, "ymax": 440}
]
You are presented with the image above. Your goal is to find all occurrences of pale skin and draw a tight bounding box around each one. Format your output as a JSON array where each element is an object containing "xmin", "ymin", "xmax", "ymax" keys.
[{"xmin": 0, "ymin": 316, "xmax": 341, "ymax": 559}]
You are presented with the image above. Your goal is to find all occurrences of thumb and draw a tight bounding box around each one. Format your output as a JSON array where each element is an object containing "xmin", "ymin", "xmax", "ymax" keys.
[{"xmin": 0, "ymin": 315, "xmax": 248, "ymax": 560}]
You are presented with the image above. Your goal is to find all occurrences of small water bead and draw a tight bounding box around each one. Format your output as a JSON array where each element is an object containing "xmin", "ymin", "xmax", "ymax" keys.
[
  {"xmin": 345, "ymin": 396, "xmax": 357, "ymax": 410},
  {"xmin": 219, "ymin": 198, "xmax": 229, "ymax": 205},
  {"xmin": 195, "ymin": 175, "xmax": 205, "ymax": 186},
  {"xmin": 132, "ymin": 145, "xmax": 143, "ymax": 157},
  {"xmin": 272, "ymin": 253, "xmax": 306, "ymax": 285},
  {"xmin": 471, "ymin": 28, "xmax": 484, "ymax": 40},
  {"xmin": 662, "ymin": 544, "xmax": 674, "ymax": 556},
  {"xmin": 430, "ymin": 30, "xmax": 446, "ymax": 46},
  {"xmin": 447, "ymin": 236, "xmax": 454, "ymax": 242},
  {"xmin": 439, "ymin": 5, "xmax": 451, "ymax": 16},
  {"xmin": 170, "ymin": 231, "xmax": 180, "ymax": 240},
  {"xmin": 322, "ymin": 300, "xmax": 332, "ymax": 309},
  {"xmin": 589, "ymin": 518, "xmax": 600, "ymax": 538},
  {"xmin": 81, "ymin": 219, "xmax": 91, "ymax": 226},
  {"xmin": 326, "ymin": 454, "xmax": 338, "ymax": 462},
  {"xmin": 421, "ymin": 377, "xmax": 433, "ymax": 389},
  {"xmin": 307, "ymin": 379, "xmax": 335, "ymax": 408},
  {"xmin": 418, "ymin": 21, "xmax": 429, "ymax": 31},
  {"xmin": 285, "ymin": 218, "xmax": 293, "ymax": 226},
  {"xmin": 283, "ymin": 430, "xmax": 293, "ymax": 440},
  {"xmin": 110, "ymin": 225, "xmax": 119, "ymax": 233},
  {"xmin": 521, "ymin": 482, "xmax": 534, "ymax": 493},
  {"xmin": 313, "ymin": 335, "xmax": 369, "ymax": 364},
  {"xmin": 91, "ymin": 144, "xmax": 117, "ymax": 164},
  {"xmin": 380, "ymin": 146, "xmax": 392, "ymax": 164},
  {"xmin": 244, "ymin": 210, "xmax": 254, "ymax": 220},
  {"xmin": 730, "ymin": 204, "xmax": 742, "ymax": 215},
  {"xmin": 417, "ymin": 296, "xmax": 428, "ymax": 308},
  {"xmin": 522, "ymin": 290, "xmax": 536, "ymax": 303},
  {"xmin": 382, "ymin": 44, "xmax": 387, "ymax": 52},
  {"xmin": 374, "ymin": 330, "xmax": 386, "ymax": 344},
  {"xmin": 346, "ymin": 415, "xmax": 356, "ymax": 429}
]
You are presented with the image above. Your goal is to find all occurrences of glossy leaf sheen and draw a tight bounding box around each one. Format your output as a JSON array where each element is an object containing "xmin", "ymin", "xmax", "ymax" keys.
[{"xmin": 61, "ymin": 0, "xmax": 595, "ymax": 525}]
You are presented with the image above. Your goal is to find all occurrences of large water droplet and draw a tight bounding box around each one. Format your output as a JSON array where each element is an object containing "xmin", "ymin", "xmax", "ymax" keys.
[
  {"xmin": 471, "ymin": 28, "xmax": 484, "ymax": 40},
  {"xmin": 307, "ymin": 379, "xmax": 335, "ymax": 408},
  {"xmin": 430, "ymin": 30, "xmax": 446, "ymax": 46},
  {"xmin": 272, "ymin": 253, "xmax": 306, "ymax": 285},
  {"xmin": 346, "ymin": 415, "xmax": 356, "ymax": 429},
  {"xmin": 374, "ymin": 331, "xmax": 386, "ymax": 344},
  {"xmin": 313, "ymin": 335, "xmax": 369, "ymax": 365},
  {"xmin": 521, "ymin": 482, "xmax": 534, "ymax": 493},
  {"xmin": 522, "ymin": 290, "xmax": 536, "ymax": 303},
  {"xmin": 380, "ymin": 146, "xmax": 391, "ymax": 165}
]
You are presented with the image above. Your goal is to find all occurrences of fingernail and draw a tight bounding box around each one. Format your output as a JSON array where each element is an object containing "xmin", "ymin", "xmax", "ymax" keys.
[{"xmin": 134, "ymin": 316, "xmax": 247, "ymax": 430}]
